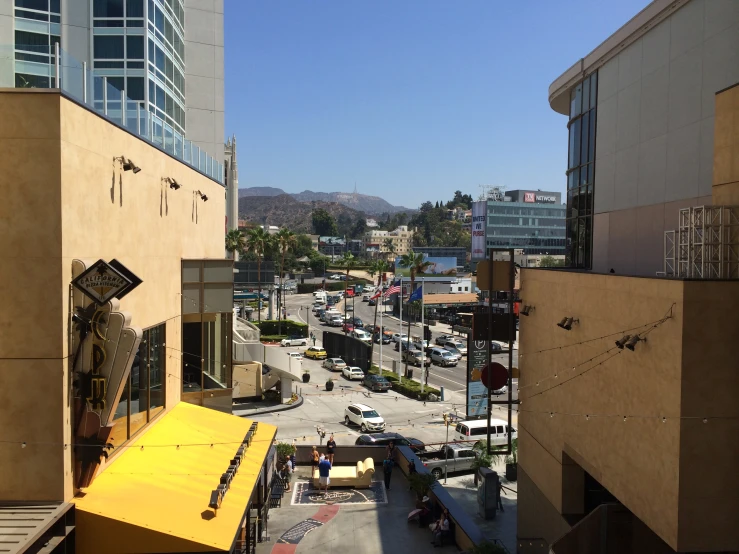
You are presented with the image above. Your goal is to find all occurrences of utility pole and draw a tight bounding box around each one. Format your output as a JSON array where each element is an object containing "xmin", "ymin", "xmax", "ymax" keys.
[{"xmin": 443, "ymin": 412, "xmax": 450, "ymax": 484}]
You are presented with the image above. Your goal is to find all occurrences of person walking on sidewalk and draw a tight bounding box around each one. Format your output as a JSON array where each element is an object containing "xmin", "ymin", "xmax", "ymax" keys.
[
  {"xmin": 318, "ymin": 456, "xmax": 332, "ymax": 495},
  {"xmin": 383, "ymin": 456, "xmax": 395, "ymax": 490}
]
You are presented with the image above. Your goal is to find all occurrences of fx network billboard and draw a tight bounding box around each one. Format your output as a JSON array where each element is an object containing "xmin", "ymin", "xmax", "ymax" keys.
[
  {"xmin": 394, "ymin": 256, "xmax": 457, "ymax": 278},
  {"xmin": 471, "ymin": 201, "xmax": 487, "ymax": 260}
]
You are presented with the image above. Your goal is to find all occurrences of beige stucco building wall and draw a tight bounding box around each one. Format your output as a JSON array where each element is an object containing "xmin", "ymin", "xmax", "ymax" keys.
[
  {"xmin": 713, "ymin": 84, "xmax": 739, "ymax": 205},
  {"xmin": 0, "ymin": 90, "xmax": 226, "ymax": 502},
  {"xmin": 517, "ymin": 269, "xmax": 739, "ymax": 552}
]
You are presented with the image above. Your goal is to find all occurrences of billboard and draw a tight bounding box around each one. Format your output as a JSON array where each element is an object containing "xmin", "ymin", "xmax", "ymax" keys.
[
  {"xmin": 394, "ymin": 256, "xmax": 457, "ymax": 277},
  {"xmin": 471, "ymin": 201, "xmax": 487, "ymax": 260},
  {"xmin": 467, "ymin": 337, "xmax": 488, "ymax": 418}
]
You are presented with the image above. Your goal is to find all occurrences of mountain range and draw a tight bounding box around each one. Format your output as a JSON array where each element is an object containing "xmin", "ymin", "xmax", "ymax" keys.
[
  {"xmin": 238, "ymin": 186, "xmax": 410, "ymax": 215},
  {"xmin": 237, "ymin": 194, "xmax": 365, "ymax": 233}
]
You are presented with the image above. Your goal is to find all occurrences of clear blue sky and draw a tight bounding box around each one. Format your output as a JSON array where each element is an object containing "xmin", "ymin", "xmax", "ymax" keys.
[{"xmin": 225, "ymin": 0, "xmax": 650, "ymax": 209}]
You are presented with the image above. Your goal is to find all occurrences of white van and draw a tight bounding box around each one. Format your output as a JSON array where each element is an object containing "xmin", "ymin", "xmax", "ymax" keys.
[{"xmin": 453, "ymin": 418, "xmax": 517, "ymax": 447}]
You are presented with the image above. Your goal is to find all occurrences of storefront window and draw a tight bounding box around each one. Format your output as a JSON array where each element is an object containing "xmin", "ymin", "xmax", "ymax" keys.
[
  {"xmin": 111, "ymin": 322, "xmax": 167, "ymax": 449},
  {"xmin": 182, "ymin": 313, "xmax": 231, "ymax": 391}
]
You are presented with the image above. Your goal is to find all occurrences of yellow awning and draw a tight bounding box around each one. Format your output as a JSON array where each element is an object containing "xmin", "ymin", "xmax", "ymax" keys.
[{"xmin": 74, "ymin": 402, "xmax": 277, "ymax": 554}]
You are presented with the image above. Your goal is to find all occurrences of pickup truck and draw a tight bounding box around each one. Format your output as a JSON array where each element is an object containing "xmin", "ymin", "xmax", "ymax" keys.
[
  {"xmin": 418, "ymin": 443, "xmax": 480, "ymax": 479},
  {"xmin": 402, "ymin": 349, "xmax": 432, "ymax": 368}
]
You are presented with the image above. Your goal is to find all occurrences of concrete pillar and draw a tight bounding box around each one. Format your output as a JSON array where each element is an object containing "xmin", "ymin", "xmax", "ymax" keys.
[{"xmin": 280, "ymin": 375, "xmax": 293, "ymax": 404}]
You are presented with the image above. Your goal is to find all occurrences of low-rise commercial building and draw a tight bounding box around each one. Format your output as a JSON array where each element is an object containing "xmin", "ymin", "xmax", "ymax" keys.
[
  {"xmin": 0, "ymin": 90, "xmax": 276, "ymax": 553},
  {"xmin": 364, "ymin": 225, "xmax": 414, "ymax": 259}
]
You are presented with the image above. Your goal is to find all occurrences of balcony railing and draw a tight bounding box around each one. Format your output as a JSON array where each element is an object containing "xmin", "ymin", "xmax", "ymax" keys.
[{"xmin": 1, "ymin": 44, "xmax": 224, "ymax": 185}]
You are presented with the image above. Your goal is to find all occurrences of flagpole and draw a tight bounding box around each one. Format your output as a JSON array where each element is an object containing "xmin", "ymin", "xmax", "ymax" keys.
[
  {"xmin": 398, "ymin": 276, "xmax": 402, "ymax": 378},
  {"xmin": 420, "ymin": 277, "xmax": 425, "ymax": 394},
  {"xmin": 379, "ymin": 294, "xmax": 383, "ymax": 373}
]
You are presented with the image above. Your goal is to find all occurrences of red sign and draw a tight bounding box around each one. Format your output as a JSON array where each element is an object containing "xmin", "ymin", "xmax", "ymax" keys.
[
  {"xmin": 524, "ymin": 192, "xmax": 535, "ymax": 203},
  {"xmin": 481, "ymin": 362, "xmax": 508, "ymax": 390}
]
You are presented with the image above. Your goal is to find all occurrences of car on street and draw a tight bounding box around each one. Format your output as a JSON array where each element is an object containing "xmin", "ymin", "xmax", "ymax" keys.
[
  {"xmin": 345, "ymin": 304, "xmax": 354, "ymax": 312},
  {"xmin": 430, "ymin": 347, "xmax": 458, "ymax": 367},
  {"xmin": 329, "ymin": 316, "xmax": 343, "ymax": 327},
  {"xmin": 362, "ymin": 294, "xmax": 370, "ymax": 302},
  {"xmin": 351, "ymin": 329, "xmax": 372, "ymax": 344},
  {"xmin": 394, "ymin": 340, "xmax": 413, "ymax": 352},
  {"xmin": 443, "ymin": 340, "xmax": 467, "ymax": 355},
  {"xmin": 418, "ymin": 443, "xmax": 480, "ymax": 479},
  {"xmin": 280, "ymin": 337, "xmax": 308, "ymax": 347},
  {"xmin": 412, "ymin": 339, "xmax": 430, "ymax": 350},
  {"xmin": 492, "ymin": 384, "xmax": 508, "ymax": 395},
  {"xmin": 342, "ymin": 323, "xmax": 355, "ymax": 333},
  {"xmin": 342, "ymin": 366, "xmax": 365, "ymax": 380},
  {"xmin": 355, "ymin": 432, "xmax": 425, "ymax": 452},
  {"xmin": 402, "ymin": 349, "xmax": 432, "ymax": 368},
  {"xmin": 490, "ymin": 341, "xmax": 504, "ymax": 353},
  {"xmin": 368, "ymin": 299, "xmax": 376, "ymax": 306},
  {"xmin": 392, "ymin": 333, "xmax": 408, "ymax": 343},
  {"xmin": 344, "ymin": 403, "xmax": 385, "ymax": 432},
  {"xmin": 329, "ymin": 274, "xmax": 341, "ymax": 280},
  {"xmin": 352, "ymin": 318, "xmax": 364, "ymax": 328},
  {"xmin": 374, "ymin": 332, "xmax": 391, "ymax": 344},
  {"xmin": 322, "ymin": 358, "xmax": 347, "ymax": 371},
  {"xmin": 435, "ymin": 334, "xmax": 455, "ymax": 346},
  {"xmin": 304, "ymin": 346, "xmax": 327, "ymax": 360},
  {"xmin": 362, "ymin": 374, "xmax": 392, "ymax": 392},
  {"xmin": 287, "ymin": 352, "xmax": 302, "ymax": 362},
  {"xmin": 443, "ymin": 347, "xmax": 463, "ymax": 361}
]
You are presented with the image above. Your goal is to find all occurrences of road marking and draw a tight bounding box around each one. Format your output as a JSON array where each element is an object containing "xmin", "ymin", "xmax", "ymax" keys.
[{"xmin": 305, "ymin": 398, "xmax": 315, "ymax": 405}]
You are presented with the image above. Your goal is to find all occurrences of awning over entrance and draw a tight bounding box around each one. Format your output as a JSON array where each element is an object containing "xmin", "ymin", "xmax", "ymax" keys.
[
  {"xmin": 424, "ymin": 292, "xmax": 480, "ymax": 307},
  {"xmin": 74, "ymin": 402, "xmax": 277, "ymax": 554}
]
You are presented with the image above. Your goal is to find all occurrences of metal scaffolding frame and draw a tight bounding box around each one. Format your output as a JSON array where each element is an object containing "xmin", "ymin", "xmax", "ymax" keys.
[{"xmin": 664, "ymin": 205, "xmax": 739, "ymax": 279}]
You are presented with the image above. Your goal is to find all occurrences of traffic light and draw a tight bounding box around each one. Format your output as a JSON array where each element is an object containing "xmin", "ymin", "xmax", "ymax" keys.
[{"xmin": 424, "ymin": 325, "xmax": 431, "ymax": 341}]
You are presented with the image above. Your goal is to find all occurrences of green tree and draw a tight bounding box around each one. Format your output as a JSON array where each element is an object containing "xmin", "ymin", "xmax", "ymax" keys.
[
  {"xmin": 336, "ymin": 212, "xmax": 353, "ymax": 237},
  {"xmin": 368, "ymin": 259, "xmax": 388, "ymax": 370},
  {"xmin": 245, "ymin": 227, "xmax": 271, "ymax": 323},
  {"xmin": 275, "ymin": 228, "xmax": 297, "ymax": 334},
  {"xmin": 294, "ymin": 233, "xmax": 314, "ymax": 257},
  {"xmin": 312, "ymin": 208, "xmax": 338, "ymax": 236},
  {"xmin": 337, "ymin": 252, "xmax": 359, "ymax": 332},
  {"xmin": 539, "ymin": 255, "xmax": 564, "ymax": 267},
  {"xmin": 399, "ymin": 250, "xmax": 431, "ymax": 378},
  {"xmin": 420, "ymin": 201, "xmax": 434, "ymax": 213},
  {"xmin": 383, "ymin": 238, "xmax": 396, "ymax": 261},
  {"xmin": 351, "ymin": 217, "xmax": 367, "ymax": 239},
  {"xmin": 225, "ymin": 229, "xmax": 245, "ymax": 261}
]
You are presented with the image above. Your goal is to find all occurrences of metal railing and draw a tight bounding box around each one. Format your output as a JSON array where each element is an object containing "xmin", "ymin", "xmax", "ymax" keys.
[{"xmin": 2, "ymin": 43, "xmax": 224, "ymax": 184}]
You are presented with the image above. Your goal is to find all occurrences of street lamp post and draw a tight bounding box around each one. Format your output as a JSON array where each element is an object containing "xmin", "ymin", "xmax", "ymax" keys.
[{"xmin": 444, "ymin": 413, "xmax": 450, "ymax": 484}]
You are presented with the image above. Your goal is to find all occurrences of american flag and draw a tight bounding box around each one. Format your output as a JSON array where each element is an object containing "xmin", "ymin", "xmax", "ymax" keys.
[{"xmin": 383, "ymin": 280, "xmax": 401, "ymax": 297}]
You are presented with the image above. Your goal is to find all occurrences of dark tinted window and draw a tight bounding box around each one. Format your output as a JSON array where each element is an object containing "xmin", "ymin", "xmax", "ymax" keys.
[
  {"xmin": 471, "ymin": 427, "xmax": 487, "ymax": 436},
  {"xmin": 94, "ymin": 0, "xmax": 124, "ymax": 17},
  {"xmin": 15, "ymin": 0, "xmax": 48, "ymax": 10},
  {"xmin": 496, "ymin": 425, "xmax": 504, "ymax": 434}
]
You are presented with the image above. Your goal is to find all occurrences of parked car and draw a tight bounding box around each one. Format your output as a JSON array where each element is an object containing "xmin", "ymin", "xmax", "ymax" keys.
[
  {"xmin": 418, "ymin": 443, "xmax": 480, "ymax": 479},
  {"xmin": 287, "ymin": 352, "xmax": 302, "ymax": 362},
  {"xmin": 344, "ymin": 403, "xmax": 385, "ymax": 432},
  {"xmin": 362, "ymin": 374, "xmax": 392, "ymax": 392},
  {"xmin": 343, "ymin": 323, "xmax": 355, "ymax": 333},
  {"xmin": 342, "ymin": 366, "xmax": 365, "ymax": 380},
  {"xmin": 352, "ymin": 318, "xmax": 364, "ymax": 328},
  {"xmin": 443, "ymin": 340, "xmax": 467, "ymax": 355},
  {"xmin": 280, "ymin": 337, "xmax": 307, "ymax": 347},
  {"xmin": 355, "ymin": 432, "xmax": 425, "ymax": 452},
  {"xmin": 435, "ymin": 334, "xmax": 455, "ymax": 346},
  {"xmin": 329, "ymin": 274, "xmax": 341, "ymax": 280},
  {"xmin": 430, "ymin": 347, "xmax": 458, "ymax": 367},
  {"xmin": 304, "ymin": 346, "xmax": 327, "ymax": 360},
  {"xmin": 403, "ymin": 349, "xmax": 432, "ymax": 368},
  {"xmin": 323, "ymin": 358, "xmax": 347, "ymax": 371},
  {"xmin": 392, "ymin": 333, "xmax": 408, "ymax": 343}
]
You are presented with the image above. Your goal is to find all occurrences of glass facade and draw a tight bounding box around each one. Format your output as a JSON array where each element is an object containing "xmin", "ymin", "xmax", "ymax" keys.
[
  {"xmin": 485, "ymin": 202, "xmax": 566, "ymax": 254},
  {"xmin": 566, "ymin": 71, "xmax": 598, "ymax": 268},
  {"xmin": 112, "ymin": 322, "xmax": 166, "ymax": 449},
  {"xmin": 13, "ymin": 0, "xmax": 61, "ymax": 87}
]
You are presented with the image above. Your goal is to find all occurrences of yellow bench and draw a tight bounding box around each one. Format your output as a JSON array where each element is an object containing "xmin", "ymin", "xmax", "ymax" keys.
[{"xmin": 312, "ymin": 458, "xmax": 375, "ymax": 489}]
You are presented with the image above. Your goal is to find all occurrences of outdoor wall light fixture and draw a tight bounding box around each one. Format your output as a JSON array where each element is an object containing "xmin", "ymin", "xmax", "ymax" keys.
[
  {"xmin": 520, "ymin": 305, "xmax": 534, "ymax": 316},
  {"xmin": 624, "ymin": 335, "xmax": 646, "ymax": 351},
  {"xmin": 615, "ymin": 335, "xmax": 632, "ymax": 349},
  {"xmin": 114, "ymin": 156, "xmax": 141, "ymax": 173},
  {"xmin": 556, "ymin": 317, "xmax": 578, "ymax": 330},
  {"xmin": 196, "ymin": 190, "xmax": 208, "ymax": 202},
  {"xmin": 163, "ymin": 177, "xmax": 181, "ymax": 190}
]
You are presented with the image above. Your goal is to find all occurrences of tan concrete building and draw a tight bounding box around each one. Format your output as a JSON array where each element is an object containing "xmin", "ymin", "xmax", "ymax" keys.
[
  {"xmin": 0, "ymin": 90, "xmax": 276, "ymax": 553},
  {"xmin": 364, "ymin": 225, "xmax": 414, "ymax": 260},
  {"xmin": 517, "ymin": 84, "xmax": 739, "ymax": 553}
]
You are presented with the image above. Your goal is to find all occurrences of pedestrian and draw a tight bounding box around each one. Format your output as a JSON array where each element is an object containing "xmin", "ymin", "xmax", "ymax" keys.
[
  {"xmin": 497, "ymin": 481, "xmax": 505, "ymax": 512},
  {"xmin": 386, "ymin": 440, "xmax": 396, "ymax": 460},
  {"xmin": 283, "ymin": 459, "xmax": 293, "ymax": 492},
  {"xmin": 407, "ymin": 458, "xmax": 417, "ymax": 491},
  {"xmin": 318, "ymin": 455, "xmax": 332, "ymax": 494},
  {"xmin": 326, "ymin": 434, "xmax": 336, "ymax": 465},
  {"xmin": 430, "ymin": 509, "xmax": 450, "ymax": 546},
  {"xmin": 383, "ymin": 455, "xmax": 394, "ymax": 490},
  {"xmin": 312, "ymin": 335, "xmax": 317, "ymax": 346},
  {"xmin": 311, "ymin": 446, "xmax": 320, "ymax": 473}
]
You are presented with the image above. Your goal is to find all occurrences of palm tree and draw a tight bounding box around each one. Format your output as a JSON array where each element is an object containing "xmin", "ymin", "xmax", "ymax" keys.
[
  {"xmin": 338, "ymin": 252, "xmax": 359, "ymax": 334},
  {"xmin": 275, "ymin": 228, "xmax": 297, "ymax": 335},
  {"xmin": 368, "ymin": 259, "xmax": 387, "ymax": 370},
  {"xmin": 383, "ymin": 238, "xmax": 396, "ymax": 261},
  {"xmin": 225, "ymin": 229, "xmax": 245, "ymax": 261},
  {"xmin": 246, "ymin": 226, "xmax": 270, "ymax": 323},
  {"xmin": 399, "ymin": 250, "xmax": 431, "ymax": 378}
]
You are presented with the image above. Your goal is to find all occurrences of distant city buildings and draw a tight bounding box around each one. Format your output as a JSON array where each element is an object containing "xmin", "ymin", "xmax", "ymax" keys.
[{"xmin": 363, "ymin": 225, "xmax": 414, "ymax": 259}]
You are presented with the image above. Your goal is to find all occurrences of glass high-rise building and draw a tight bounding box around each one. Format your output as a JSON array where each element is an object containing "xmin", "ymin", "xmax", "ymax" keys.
[{"xmin": 1, "ymin": 0, "xmax": 224, "ymax": 165}]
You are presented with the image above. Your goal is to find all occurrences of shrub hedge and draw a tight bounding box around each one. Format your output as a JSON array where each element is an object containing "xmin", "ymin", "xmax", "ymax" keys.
[
  {"xmin": 253, "ymin": 320, "xmax": 308, "ymax": 337},
  {"xmin": 260, "ymin": 334, "xmax": 288, "ymax": 342},
  {"xmin": 369, "ymin": 365, "xmax": 441, "ymax": 400}
]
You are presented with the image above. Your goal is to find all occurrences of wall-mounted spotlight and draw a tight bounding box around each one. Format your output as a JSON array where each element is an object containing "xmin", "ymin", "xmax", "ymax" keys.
[
  {"xmin": 114, "ymin": 156, "xmax": 141, "ymax": 173},
  {"xmin": 556, "ymin": 317, "xmax": 578, "ymax": 331},
  {"xmin": 520, "ymin": 305, "xmax": 534, "ymax": 316},
  {"xmin": 197, "ymin": 190, "xmax": 208, "ymax": 202},
  {"xmin": 624, "ymin": 335, "xmax": 646, "ymax": 351},
  {"xmin": 163, "ymin": 177, "xmax": 181, "ymax": 190},
  {"xmin": 615, "ymin": 335, "xmax": 631, "ymax": 349}
]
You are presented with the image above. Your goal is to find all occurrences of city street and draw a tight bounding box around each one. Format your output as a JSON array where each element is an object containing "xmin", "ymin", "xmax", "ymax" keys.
[{"xmin": 281, "ymin": 289, "xmax": 519, "ymax": 405}]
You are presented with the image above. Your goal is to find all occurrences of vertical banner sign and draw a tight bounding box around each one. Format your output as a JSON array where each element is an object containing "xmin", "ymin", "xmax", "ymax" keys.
[
  {"xmin": 471, "ymin": 201, "xmax": 487, "ymax": 260},
  {"xmin": 467, "ymin": 337, "xmax": 488, "ymax": 418}
]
